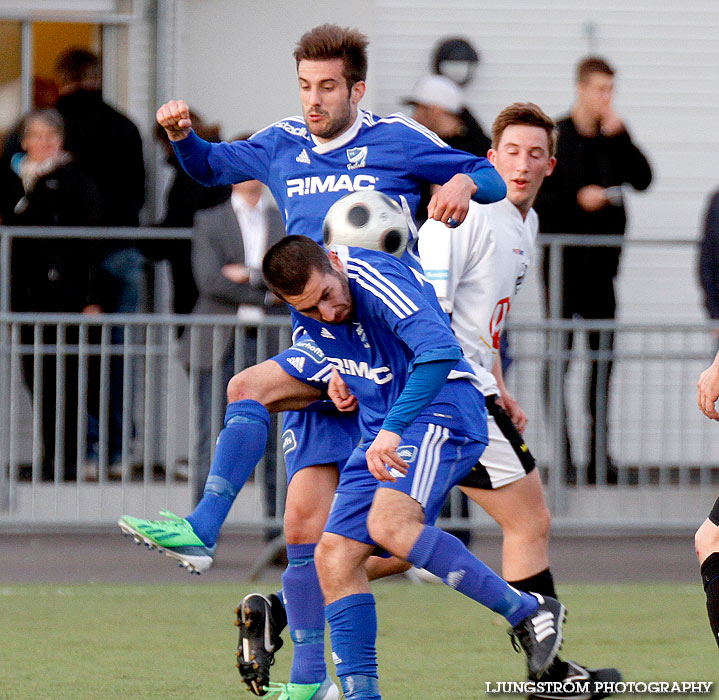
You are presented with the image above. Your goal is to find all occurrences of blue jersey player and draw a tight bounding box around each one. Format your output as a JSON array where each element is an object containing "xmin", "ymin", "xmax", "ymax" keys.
[
  {"xmin": 118, "ymin": 24, "xmax": 506, "ymax": 700},
  {"xmin": 261, "ymin": 235, "xmax": 566, "ymax": 699}
]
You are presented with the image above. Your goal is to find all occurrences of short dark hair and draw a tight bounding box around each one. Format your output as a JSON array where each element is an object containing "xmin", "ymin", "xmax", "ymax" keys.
[
  {"xmin": 293, "ymin": 24, "xmax": 369, "ymax": 88},
  {"xmin": 576, "ymin": 56, "xmax": 615, "ymax": 83},
  {"xmin": 491, "ymin": 102, "xmax": 557, "ymax": 156},
  {"xmin": 54, "ymin": 47, "xmax": 100, "ymax": 84},
  {"xmin": 263, "ymin": 235, "xmax": 334, "ymax": 297}
]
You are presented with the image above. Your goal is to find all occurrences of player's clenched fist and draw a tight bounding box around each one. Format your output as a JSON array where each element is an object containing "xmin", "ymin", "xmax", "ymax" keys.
[{"xmin": 156, "ymin": 99, "xmax": 192, "ymax": 141}]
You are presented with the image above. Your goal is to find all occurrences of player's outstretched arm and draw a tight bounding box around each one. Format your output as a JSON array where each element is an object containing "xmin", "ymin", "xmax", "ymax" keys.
[
  {"xmin": 156, "ymin": 99, "xmax": 193, "ymax": 141},
  {"xmin": 698, "ymin": 352, "xmax": 719, "ymax": 420}
]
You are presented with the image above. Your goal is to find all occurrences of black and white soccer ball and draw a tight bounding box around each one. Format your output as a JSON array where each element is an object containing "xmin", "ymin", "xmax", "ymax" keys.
[{"xmin": 322, "ymin": 190, "xmax": 409, "ymax": 257}]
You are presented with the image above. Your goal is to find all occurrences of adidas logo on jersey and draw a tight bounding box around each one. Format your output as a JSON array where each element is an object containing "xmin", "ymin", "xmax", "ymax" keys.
[
  {"xmin": 296, "ymin": 148, "xmax": 311, "ymax": 164},
  {"xmin": 320, "ymin": 328, "xmax": 336, "ymax": 339},
  {"xmin": 287, "ymin": 356, "xmax": 305, "ymax": 374}
]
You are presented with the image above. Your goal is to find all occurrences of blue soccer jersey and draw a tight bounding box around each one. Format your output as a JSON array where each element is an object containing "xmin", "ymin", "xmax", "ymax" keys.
[
  {"xmin": 173, "ymin": 108, "xmax": 505, "ymax": 250},
  {"xmin": 173, "ymin": 107, "xmax": 502, "ymax": 478},
  {"xmin": 295, "ymin": 245, "xmax": 488, "ymax": 446}
]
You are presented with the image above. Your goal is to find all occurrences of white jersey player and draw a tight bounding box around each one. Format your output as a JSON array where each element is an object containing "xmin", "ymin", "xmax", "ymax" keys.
[
  {"xmin": 420, "ymin": 195, "xmax": 536, "ymax": 487},
  {"xmin": 415, "ymin": 103, "xmax": 622, "ymax": 694}
]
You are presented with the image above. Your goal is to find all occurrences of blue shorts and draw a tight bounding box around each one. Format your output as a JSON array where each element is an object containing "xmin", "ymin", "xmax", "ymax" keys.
[
  {"xmin": 281, "ymin": 407, "xmax": 361, "ymax": 483},
  {"xmin": 324, "ymin": 421, "xmax": 487, "ymax": 545},
  {"xmin": 274, "ymin": 330, "xmax": 361, "ymax": 482}
]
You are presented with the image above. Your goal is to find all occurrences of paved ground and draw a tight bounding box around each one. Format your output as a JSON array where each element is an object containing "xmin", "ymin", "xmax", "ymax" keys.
[{"xmin": 0, "ymin": 530, "xmax": 698, "ymax": 584}]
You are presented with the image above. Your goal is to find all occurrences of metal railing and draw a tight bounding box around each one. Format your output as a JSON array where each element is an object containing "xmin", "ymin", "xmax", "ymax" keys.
[{"xmin": 1, "ymin": 227, "xmax": 716, "ymax": 533}]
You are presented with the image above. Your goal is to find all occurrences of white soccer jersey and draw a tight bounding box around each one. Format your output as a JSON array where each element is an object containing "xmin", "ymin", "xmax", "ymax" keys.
[{"xmin": 418, "ymin": 197, "xmax": 537, "ymax": 396}]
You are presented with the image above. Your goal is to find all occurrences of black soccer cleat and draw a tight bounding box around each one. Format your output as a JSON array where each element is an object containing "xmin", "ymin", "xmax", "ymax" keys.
[
  {"xmin": 528, "ymin": 660, "xmax": 622, "ymax": 699},
  {"xmin": 235, "ymin": 592, "xmax": 287, "ymax": 696},
  {"xmin": 508, "ymin": 593, "xmax": 566, "ymax": 678}
]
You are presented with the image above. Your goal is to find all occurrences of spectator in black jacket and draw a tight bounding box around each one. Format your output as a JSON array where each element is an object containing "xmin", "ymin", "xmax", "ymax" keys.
[
  {"xmin": 699, "ymin": 190, "xmax": 719, "ymax": 339},
  {"xmin": 0, "ymin": 109, "xmax": 104, "ymax": 481},
  {"xmin": 54, "ymin": 48, "xmax": 147, "ymax": 473},
  {"xmin": 534, "ymin": 56, "xmax": 652, "ymax": 485}
]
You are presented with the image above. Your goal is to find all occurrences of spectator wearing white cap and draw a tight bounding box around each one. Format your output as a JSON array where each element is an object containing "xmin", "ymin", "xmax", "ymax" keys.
[{"xmin": 403, "ymin": 74, "xmax": 490, "ymax": 160}]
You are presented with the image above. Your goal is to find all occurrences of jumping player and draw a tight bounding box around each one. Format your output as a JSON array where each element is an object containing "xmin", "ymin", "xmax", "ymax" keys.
[
  {"xmin": 696, "ymin": 353, "xmax": 719, "ymax": 650},
  {"xmin": 261, "ymin": 234, "xmax": 566, "ymax": 699},
  {"xmin": 118, "ymin": 24, "xmax": 505, "ymax": 700}
]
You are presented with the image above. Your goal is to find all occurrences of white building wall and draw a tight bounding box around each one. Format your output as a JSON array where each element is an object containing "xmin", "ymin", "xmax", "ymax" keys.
[{"xmin": 371, "ymin": 0, "xmax": 719, "ymax": 326}]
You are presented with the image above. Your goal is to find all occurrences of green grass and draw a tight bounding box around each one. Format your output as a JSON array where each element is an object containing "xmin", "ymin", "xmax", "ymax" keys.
[{"xmin": 1, "ymin": 581, "xmax": 716, "ymax": 700}]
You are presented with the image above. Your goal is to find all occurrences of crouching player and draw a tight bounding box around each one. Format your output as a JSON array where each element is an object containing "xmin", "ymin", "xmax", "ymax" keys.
[{"xmin": 261, "ymin": 235, "xmax": 566, "ymax": 699}]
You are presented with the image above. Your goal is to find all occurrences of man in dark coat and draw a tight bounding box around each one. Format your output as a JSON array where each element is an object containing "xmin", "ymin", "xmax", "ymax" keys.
[{"xmin": 534, "ymin": 56, "xmax": 652, "ymax": 484}]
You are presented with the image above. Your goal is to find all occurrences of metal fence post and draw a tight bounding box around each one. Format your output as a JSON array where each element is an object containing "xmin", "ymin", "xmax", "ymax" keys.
[
  {"xmin": 547, "ymin": 238, "xmax": 568, "ymax": 514},
  {"xmin": 0, "ymin": 232, "xmax": 11, "ymax": 510}
]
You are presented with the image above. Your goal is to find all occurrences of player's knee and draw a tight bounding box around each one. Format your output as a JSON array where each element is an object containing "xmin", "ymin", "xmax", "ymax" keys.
[
  {"xmin": 283, "ymin": 505, "xmax": 325, "ymax": 544},
  {"xmin": 505, "ymin": 503, "xmax": 551, "ymax": 547},
  {"xmin": 226, "ymin": 365, "xmax": 269, "ymax": 404},
  {"xmin": 314, "ymin": 535, "xmax": 342, "ymax": 578},
  {"xmin": 532, "ymin": 503, "xmax": 552, "ymax": 543},
  {"xmin": 366, "ymin": 509, "xmax": 395, "ymax": 551}
]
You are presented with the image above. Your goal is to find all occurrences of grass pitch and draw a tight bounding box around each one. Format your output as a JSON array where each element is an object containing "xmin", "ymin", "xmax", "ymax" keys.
[{"xmin": 1, "ymin": 581, "xmax": 716, "ymax": 700}]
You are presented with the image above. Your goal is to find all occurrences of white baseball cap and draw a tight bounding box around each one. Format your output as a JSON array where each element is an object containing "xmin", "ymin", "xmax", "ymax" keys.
[{"xmin": 403, "ymin": 74, "xmax": 463, "ymax": 114}]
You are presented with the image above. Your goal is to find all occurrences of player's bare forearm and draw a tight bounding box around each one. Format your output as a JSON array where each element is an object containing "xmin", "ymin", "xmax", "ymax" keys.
[
  {"xmin": 697, "ymin": 352, "xmax": 719, "ymax": 420},
  {"xmin": 366, "ymin": 430, "xmax": 408, "ymax": 482},
  {"xmin": 156, "ymin": 99, "xmax": 192, "ymax": 141}
]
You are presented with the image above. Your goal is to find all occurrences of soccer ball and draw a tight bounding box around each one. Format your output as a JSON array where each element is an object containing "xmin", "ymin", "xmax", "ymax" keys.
[{"xmin": 322, "ymin": 190, "xmax": 409, "ymax": 257}]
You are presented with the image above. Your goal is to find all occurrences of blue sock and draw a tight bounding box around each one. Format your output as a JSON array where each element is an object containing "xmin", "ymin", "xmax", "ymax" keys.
[
  {"xmin": 282, "ymin": 543, "xmax": 327, "ymax": 684},
  {"xmin": 326, "ymin": 593, "xmax": 381, "ymax": 700},
  {"xmin": 186, "ymin": 400, "xmax": 269, "ymax": 547},
  {"xmin": 407, "ymin": 525, "xmax": 538, "ymax": 627}
]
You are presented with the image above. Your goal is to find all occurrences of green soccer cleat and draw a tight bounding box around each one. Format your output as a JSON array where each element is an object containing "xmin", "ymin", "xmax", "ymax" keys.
[
  {"xmin": 262, "ymin": 678, "xmax": 340, "ymax": 700},
  {"xmin": 118, "ymin": 510, "xmax": 215, "ymax": 574}
]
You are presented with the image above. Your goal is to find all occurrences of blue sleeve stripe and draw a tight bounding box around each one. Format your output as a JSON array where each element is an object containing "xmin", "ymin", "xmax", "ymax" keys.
[
  {"xmin": 376, "ymin": 113, "xmax": 449, "ymax": 149},
  {"xmin": 347, "ymin": 257, "xmax": 419, "ymax": 315}
]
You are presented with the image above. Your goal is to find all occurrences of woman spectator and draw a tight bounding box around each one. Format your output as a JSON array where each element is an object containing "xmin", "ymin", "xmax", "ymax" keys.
[{"xmin": 0, "ymin": 108, "xmax": 104, "ymax": 481}]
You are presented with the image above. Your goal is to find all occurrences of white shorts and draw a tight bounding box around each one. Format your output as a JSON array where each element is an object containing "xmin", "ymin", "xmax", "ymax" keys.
[{"xmin": 459, "ymin": 394, "xmax": 535, "ymax": 490}]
